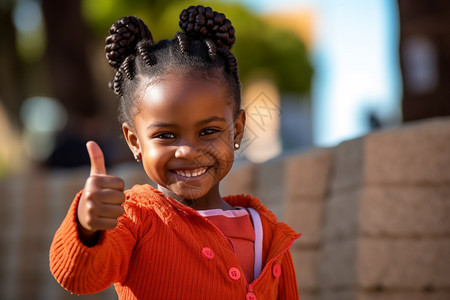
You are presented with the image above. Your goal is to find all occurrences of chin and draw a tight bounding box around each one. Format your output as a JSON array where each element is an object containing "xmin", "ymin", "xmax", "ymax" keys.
[{"xmin": 175, "ymin": 187, "xmax": 208, "ymax": 200}]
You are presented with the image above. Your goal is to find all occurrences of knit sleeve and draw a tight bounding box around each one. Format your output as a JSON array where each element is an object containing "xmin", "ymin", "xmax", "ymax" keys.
[
  {"xmin": 49, "ymin": 191, "xmax": 146, "ymax": 295},
  {"xmin": 277, "ymin": 250, "xmax": 300, "ymax": 300}
]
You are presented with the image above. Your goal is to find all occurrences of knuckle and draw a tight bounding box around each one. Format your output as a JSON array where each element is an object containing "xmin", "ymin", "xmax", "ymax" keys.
[
  {"xmin": 118, "ymin": 178, "xmax": 125, "ymax": 189},
  {"xmin": 111, "ymin": 176, "xmax": 125, "ymax": 189},
  {"xmin": 117, "ymin": 206, "xmax": 125, "ymax": 216},
  {"xmin": 115, "ymin": 192, "xmax": 126, "ymax": 204},
  {"xmin": 83, "ymin": 215, "xmax": 95, "ymax": 228},
  {"xmin": 82, "ymin": 190, "xmax": 95, "ymax": 200},
  {"xmin": 86, "ymin": 176, "xmax": 103, "ymax": 188},
  {"xmin": 85, "ymin": 201, "xmax": 98, "ymax": 214},
  {"xmin": 106, "ymin": 219, "xmax": 118, "ymax": 230},
  {"xmin": 85, "ymin": 176, "xmax": 96, "ymax": 187}
]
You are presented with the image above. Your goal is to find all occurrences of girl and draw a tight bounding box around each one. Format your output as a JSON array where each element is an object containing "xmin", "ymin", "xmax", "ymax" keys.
[{"xmin": 50, "ymin": 5, "xmax": 300, "ymax": 299}]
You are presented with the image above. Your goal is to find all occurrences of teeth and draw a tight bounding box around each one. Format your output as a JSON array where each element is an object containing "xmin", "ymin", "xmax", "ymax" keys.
[{"xmin": 174, "ymin": 167, "xmax": 207, "ymax": 178}]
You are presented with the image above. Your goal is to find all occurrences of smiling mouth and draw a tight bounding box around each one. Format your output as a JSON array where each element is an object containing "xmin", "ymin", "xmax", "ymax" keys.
[{"xmin": 171, "ymin": 167, "xmax": 210, "ymax": 178}]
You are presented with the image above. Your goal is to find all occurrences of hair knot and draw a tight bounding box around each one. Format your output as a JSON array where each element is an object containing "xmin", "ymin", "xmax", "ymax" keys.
[
  {"xmin": 179, "ymin": 5, "xmax": 235, "ymax": 50},
  {"xmin": 105, "ymin": 16, "xmax": 153, "ymax": 70}
]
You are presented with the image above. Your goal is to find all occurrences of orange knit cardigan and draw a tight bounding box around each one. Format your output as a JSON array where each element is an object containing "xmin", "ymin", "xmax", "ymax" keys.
[{"xmin": 50, "ymin": 185, "xmax": 301, "ymax": 299}]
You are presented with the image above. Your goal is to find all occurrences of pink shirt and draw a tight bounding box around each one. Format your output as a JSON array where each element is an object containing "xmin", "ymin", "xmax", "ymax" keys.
[{"xmin": 197, "ymin": 208, "xmax": 263, "ymax": 282}]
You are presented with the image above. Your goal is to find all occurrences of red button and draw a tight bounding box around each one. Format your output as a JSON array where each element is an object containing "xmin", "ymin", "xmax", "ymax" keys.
[
  {"xmin": 228, "ymin": 267, "xmax": 241, "ymax": 280},
  {"xmin": 246, "ymin": 292, "xmax": 257, "ymax": 300},
  {"xmin": 272, "ymin": 264, "xmax": 281, "ymax": 277},
  {"xmin": 202, "ymin": 247, "xmax": 214, "ymax": 259}
]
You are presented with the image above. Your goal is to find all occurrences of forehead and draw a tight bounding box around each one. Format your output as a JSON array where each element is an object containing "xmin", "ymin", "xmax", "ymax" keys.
[{"xmin": 137, "ymin": 72, "xmax": 234, "ymax": 122}]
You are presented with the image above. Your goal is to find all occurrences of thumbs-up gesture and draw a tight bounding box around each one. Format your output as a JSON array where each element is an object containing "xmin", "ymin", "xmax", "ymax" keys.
[{"xmin": 77, "ymin": 141, "xmax": 125, "ymax": 243}]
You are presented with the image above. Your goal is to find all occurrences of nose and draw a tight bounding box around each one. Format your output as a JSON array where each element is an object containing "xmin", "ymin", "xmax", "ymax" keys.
[{"xmin": 174, "ymin": 143, "xmax": 200, "ymax": 159}]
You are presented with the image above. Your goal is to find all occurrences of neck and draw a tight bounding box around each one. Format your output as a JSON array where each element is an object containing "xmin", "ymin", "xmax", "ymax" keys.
[{"xmin": 157, "ymin": 185, "xmax": 235, "ymax": 211}]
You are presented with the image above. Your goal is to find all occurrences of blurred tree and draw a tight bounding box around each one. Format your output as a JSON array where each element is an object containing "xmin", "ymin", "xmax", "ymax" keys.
[
  {"xmin": 40, "ymin": 0, "xmax": 107, "ymax": 167},
  {"xmin": 42, "ymin": 0, "xmax": 99, "ymax": 117},
  {"xmin": 0, "ymin": 1, "xmax": 25, "ymax": 128},
  {"xmin": 0, "ymin": 0, "xmax": 312, "ymax": 169},
  {"xmin": 82, "ymin": 0, "xmax": 313, "ymax": 95}
]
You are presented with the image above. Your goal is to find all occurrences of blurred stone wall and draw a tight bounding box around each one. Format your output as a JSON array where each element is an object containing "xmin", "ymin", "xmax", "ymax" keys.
[
  {"xmin": 225, "ymin": 116, "xmax": 450, "ymax": 300},
  {"xmin": 1, "ymin": 117, "xmax": 449, "ymax": 299}
]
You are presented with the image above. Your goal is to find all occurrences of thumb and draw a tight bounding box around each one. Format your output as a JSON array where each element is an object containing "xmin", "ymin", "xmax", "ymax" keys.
[{"xmin": 86, "ymin": 141, "xmax": 107, "ymax": 176}]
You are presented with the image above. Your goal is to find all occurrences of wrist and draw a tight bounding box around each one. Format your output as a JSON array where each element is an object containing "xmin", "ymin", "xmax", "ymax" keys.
[{"xmin": 77, "ymin": 222, "xmax": 101, "ymax": 247}]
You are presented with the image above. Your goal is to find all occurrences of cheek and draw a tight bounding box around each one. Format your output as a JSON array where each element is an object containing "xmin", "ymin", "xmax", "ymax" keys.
[
  {"xmin": 211, "ymin": 133, "xmax": 235, "ymax": 169},
  {"xmin": 142, "ymin": 144, "xmax": 172, "ymax": 179}
]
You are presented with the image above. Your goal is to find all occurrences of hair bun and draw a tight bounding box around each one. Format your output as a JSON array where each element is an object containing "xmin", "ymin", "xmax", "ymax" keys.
[
  {"xmin": 179, "ymin": 5, "xmax": 236, "ymax": 50},
  {"xmin": 105, "ymin": 16, "xmax": 153, "ymax": 69}
]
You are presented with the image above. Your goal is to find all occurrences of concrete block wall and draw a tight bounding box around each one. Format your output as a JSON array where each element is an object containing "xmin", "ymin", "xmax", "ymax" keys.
[
  {"xmin": 0, "ymin": 169, "xmax": 117, "ymax": 299},
  {"xmin": 223, "ymin": 148, "xmax": 333, "ymax": 300},
  {"xmin": 283, "ymin": 148, "xmax": 333, "ymax": 300},
  {"xmin": 0, "ymin": 117, "xmax": 449, "ymax": 299},
  {"xmin": 319, "ymin": 117, "xmax": 450, "ymax": 300},
  {"xmin": 0, "ymin": 165, "xmax": 149, "ymax": 300}
]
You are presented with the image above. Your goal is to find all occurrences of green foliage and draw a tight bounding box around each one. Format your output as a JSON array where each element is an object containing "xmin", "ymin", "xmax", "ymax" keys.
[{"xmin": 82, "ymin": 0, "xmax": 312, "ymax": 95}]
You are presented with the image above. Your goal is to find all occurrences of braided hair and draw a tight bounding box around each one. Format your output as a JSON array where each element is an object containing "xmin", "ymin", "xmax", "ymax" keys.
[{"xmin": 105, "ymin": 5, "xmax": 240, "ymax": 125}]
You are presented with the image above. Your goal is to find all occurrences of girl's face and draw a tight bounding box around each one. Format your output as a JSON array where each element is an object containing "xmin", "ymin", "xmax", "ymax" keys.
[{"xmin": 123, "ymin": 71, "xmax": 245, "ymax": 202}]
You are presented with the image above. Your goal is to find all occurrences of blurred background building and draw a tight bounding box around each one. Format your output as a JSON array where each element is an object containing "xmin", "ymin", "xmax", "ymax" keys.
[{"xmin": 397, "ymin": 0, "xmax": 450, "ymax": 121}]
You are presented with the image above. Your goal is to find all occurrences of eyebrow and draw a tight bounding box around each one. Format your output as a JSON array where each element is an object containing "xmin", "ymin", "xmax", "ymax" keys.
[
  {"xmin": 197, "ymin": 116, "xmax": 227, "ymax": 125},
  {"xmin": 147, "ymin": 122, "xmax": 176, "ymax": 129},
  {"xmin": 147, "ymin": 116, "xmax": 227, "ymax": 130}
]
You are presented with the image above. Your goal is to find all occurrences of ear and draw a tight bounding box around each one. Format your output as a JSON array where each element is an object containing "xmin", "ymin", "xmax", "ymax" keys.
[
  {"xmin": 233, "ymin": 109, "xmax": 246, "ymax": 146},
  {"xmin": 122, "ymin": 122, "xmax": 141, "ymax": 158}
]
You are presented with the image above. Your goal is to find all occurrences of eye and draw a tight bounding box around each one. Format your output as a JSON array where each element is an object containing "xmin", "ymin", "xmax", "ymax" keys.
[
  {"xmin": 154, "ymin": 132, "xmax": 176, "ymax": 139},
  {"xmin": 200, "ymin": 128, "xmax": 220, "ymax": 136}
]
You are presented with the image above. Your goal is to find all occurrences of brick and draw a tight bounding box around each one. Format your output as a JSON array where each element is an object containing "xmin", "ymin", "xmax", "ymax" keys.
[
  {"xmin": 52, "ymin": 282, "xmax": 117, "ymax": 300},
  {"xmin": 42, "ymin": 275, "xmax": 116, "ymax": 299},
  {"xmin": 53, "ymin": 167, "xmax": 90, "ymax": 201},
  {"xmin": 320, "ymin": 286, "xmax": 450, "ymax": 300},
  {"xmin": 220, "ymin": 161, "xmax": 255, "ymax": 196},
  {"xmin": 320, "ymin": 289, "xmax": 450, "ymax": 300},
  {"xmin": 299, "ymin": 291, "xmax": 318, "ymax": 300},
  {"xmin": 21, "ymin": 176, "xmax": 49, "ymax": 236},
  {"xmin": 319, "ymin": 289, "xmax": 355, "ymax": 300},
  {"xmin": 112, "ymin": 162, "xmax": 150, "ymax": 189},
  {"xmin": 321, "ymin": 290, "xmax": 450, "ymax": 300},
  {"xmin": 292, "ymin": 247, "xmax": 319, "ymax": 289},
  {"xmin": 0, "ymin": 179, "xmax": 24, "ymax": 299},
  {"xmin": 330, "ymin": 137, "xmax": 364, "ymax": 193},
  {"xmin": 356, "ymin": 290, "xmax": 450, "ymax": 300},
  {"xmin": 284, "ymin": 148, "xmax": 333, "ymax": 200},
  {"xmin": 365, "ymin": 117, "xmax": 450, "ymax": 184},
  {"xmin": 253, "ymin": 158, "xmax": 285, "ymax": 219},
  {"xmin": 318, "ymin": 239, "xmax": 358, "ymax": 289},
  {"xmin": 0, "ymin": 178, "xmax": 12, "ymax": 234},
  {"xmin": 360, "ymin": 186, "xmax": 450, "ymax": 236},
  {"xmin": 322, "ymin": 188, "xmax": 361, "ymax": 240},
  {"xmin": 285, "ymin": 199, "xmax": 324, "ymax": 245},
  {"xmin": 358, "ymin": 237, "xmax": 450, "ymax": 288}
]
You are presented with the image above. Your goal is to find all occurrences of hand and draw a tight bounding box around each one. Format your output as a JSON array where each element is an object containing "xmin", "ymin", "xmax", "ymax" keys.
[{"xmin": 77, "ymin": 141, "xmax": 125, "ymax": 242}]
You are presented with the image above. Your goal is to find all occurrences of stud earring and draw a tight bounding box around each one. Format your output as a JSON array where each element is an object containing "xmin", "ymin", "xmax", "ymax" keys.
[
  {"xmin": 234, "ymin": 143, "xmax": 240, "ymax": 150},
  {"xmin": 134, "ymin": 153, "xmax": 141, "ymax": 162}
]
